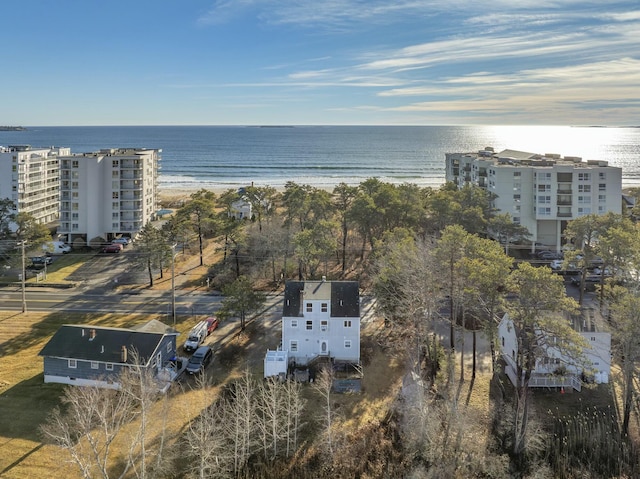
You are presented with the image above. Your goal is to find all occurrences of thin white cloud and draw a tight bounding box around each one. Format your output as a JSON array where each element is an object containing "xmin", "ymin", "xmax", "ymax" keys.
[
  {"xmin": 598, "ymin": 10, "xmax": 640, "ymax": 21},
  {"xmin": 197, "ymin": 0, "xmax": 619, "ymax": 27}
]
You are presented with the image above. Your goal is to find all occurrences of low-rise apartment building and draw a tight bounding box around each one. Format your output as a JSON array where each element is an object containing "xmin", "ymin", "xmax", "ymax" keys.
[
  {"xmin": 0, "ymin": 145, "xmax": 71, "ymax": 229},
  {"xmin": 57, "ymin": 148, "xmax": 160, "ymax": 245},
  {"xmin": 445, "ymin": 148, "xmax": 622, "ymax": 249}
]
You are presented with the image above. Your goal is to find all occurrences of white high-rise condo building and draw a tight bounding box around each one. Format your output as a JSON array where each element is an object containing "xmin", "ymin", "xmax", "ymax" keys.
[
  {"xmin": 445, "ymin": 148, "xmax": 622, "ymax": 250},
  {"xmin": 0, "ymin": 145, "xmax": 71, "ymax": 229},
  {"xmin": 57, "ymin": 148, "xmax": 160, "ymax": 245}
]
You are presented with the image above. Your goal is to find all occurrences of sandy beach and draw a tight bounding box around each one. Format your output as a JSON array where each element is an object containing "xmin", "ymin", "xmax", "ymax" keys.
[{"xmin": 157, "ymin": 184, "xmax": 325, "ymax": 208}]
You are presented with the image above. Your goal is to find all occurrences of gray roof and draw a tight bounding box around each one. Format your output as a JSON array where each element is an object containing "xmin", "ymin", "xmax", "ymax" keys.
[
  {"xmin": 282, "ymin": 280, "xmax": 359, "ymax": 318},
  {"xmin": 130, "ymin": 319, "xmax": 179, "ymax": 335},
  {"xmin": 39, "ymin": 325, "xmax": 169, "ymax": 365}
]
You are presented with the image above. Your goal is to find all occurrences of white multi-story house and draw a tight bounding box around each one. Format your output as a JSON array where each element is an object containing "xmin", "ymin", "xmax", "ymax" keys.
[
  {"xmin": 0, "ymin": 145, "xmax": 71, "ymax": 229},
  {"xmin": 281, "ymin": 279, "xmax": 360, "ymax": 366},
  {"xmin": 57, "ymin": 148, "xmax": 160, "ymax": 245},
  {"xmin": 445, "ymin": 148, "xmax": 622, "ymax": 250},
  {"xmin": 498, "ymin": 311, "xmax": 611, "ymax": 392}
]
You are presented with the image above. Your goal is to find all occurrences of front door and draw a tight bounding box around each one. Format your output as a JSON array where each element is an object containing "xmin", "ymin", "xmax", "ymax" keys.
[{"xmin": 320, "ymin": 340, "xmax": 329, "ymax": 355}]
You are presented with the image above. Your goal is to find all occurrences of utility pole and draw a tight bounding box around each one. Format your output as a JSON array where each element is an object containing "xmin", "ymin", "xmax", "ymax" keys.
[
  {"xmin": 171, "ymin": 243, "xmax": 177, "ymax": 328},
  {"xmin": 20, "ymin": 241, "xmax": 27, "ymax": 313}
]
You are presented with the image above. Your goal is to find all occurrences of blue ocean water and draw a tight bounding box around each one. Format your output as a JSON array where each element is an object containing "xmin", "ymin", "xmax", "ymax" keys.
[{"xmin": 1, "ymin": 125, "xmax": 639, "ymax": 189}]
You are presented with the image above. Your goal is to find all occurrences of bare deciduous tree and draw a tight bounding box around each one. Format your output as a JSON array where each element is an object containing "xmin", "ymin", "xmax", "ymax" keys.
[
  {"xmin": 313, "ymin": 366, "xmax": 337, "ymax": 456},
  {"xmin": 40, "ymin": 350, "xmax": 170, "ymax": 479},
  {"xmin": 40, "ymin": 381, "xmax": 136, "ymax": 479},
  {"xmin": 183, "ymin": 374, "xmax": 231, "ymax": 479}
]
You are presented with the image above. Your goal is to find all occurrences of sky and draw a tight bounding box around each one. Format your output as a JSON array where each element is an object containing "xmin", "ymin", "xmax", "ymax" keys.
[{"xmin": 2, "ymin": 0, "xmax": 639, "ymax": 126}]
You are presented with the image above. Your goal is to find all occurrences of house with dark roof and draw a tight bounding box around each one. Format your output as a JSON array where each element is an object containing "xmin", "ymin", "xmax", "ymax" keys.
[
  {"xmin": 39, "ymin": 322, "xmax": 179, "ymax": 389},
  {"xmin": 280, "ymin": 279, "xmax": 360, "ymax": 366}
]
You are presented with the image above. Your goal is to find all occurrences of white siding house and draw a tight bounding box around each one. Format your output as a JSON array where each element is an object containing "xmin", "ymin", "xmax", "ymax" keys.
[
  {"xmin": 498, "ymin": 311, "xmax": 611, "ymax": 392},
  {"xmin": 281, "ymin": 280, "xmax": 360, "ymax": 366}
]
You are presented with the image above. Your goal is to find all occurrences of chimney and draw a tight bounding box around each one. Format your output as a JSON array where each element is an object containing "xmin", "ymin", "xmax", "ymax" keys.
[
  {"xmin": 89, "ymin": 329, "xmax": 96, "ymax": 341},
  {"xmin": 121, "ymin": 345, "xmax": 128, "ymax": 363},
  {"xmin": 299, "ymin": 288, "xmax": 304, "ymax": 316}
]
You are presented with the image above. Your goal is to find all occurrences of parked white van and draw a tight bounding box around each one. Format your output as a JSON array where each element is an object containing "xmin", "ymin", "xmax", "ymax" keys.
[
  {"xmin": 183, "ymin": 320, "xmax": 209, "ymax": 353},
  {"xmin": 43, "ymin": 241, "xmax": 71, "ymax": 254}
]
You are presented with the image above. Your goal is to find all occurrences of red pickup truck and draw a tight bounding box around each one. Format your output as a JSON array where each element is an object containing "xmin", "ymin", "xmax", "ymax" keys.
[{"xmin": 205, "ymin": 317, "xmax": 219, "ymax": 335}]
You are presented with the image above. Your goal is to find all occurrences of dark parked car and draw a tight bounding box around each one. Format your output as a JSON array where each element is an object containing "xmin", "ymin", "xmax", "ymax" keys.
[
  {"xmin": 186, "ymin": 346, "xmax": 213, "ymax": 375},
  {"xmin": 28, "ymin": 256, "xmax": 54, "ymax": 269},
  {"xmin": 101, "ymin": 243, "xmax": 123, "ymax": 253},
  {"xmin": 537, "ymin": 250, "xmax": 563, "ymax": 260},
  {"xmin": 571, "ymin": 275, "xmax": 602, "ymax": 291}
]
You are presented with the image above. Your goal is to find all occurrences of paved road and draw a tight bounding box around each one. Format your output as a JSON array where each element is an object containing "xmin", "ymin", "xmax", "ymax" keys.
[{"xmin": 0, "ymin": 287, "xmax": 284, "ymax": 316}]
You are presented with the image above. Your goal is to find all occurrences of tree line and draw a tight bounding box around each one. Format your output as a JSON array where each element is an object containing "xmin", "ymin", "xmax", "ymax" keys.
[{"xmin": 38, "ymin": 179, "xmax": 640, "ymax": 477}]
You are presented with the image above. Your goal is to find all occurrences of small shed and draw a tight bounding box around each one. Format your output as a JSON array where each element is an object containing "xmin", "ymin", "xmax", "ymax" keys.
[{"xmin": 264, "ymin": 349, "xmax": 288, "ymax": 379}]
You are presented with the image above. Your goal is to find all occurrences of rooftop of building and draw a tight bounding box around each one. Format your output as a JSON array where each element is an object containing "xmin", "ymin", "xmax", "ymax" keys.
[{"xmin": 452, "ymin": 147, "xmax": 614, "ymax": 169}]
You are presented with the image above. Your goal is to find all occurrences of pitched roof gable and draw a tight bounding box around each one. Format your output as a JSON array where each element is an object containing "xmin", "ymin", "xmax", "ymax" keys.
[
  {"xmin": 39, "ymin": 325, "xmax": 167, "ymax": 365},
  {"xmin": 282, "ymin": 280, "xmax": 359, "ymax": 318}
]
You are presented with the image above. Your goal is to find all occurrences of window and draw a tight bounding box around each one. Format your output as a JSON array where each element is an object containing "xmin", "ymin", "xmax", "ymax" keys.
[
  {"xmin": 513, "ymin": 217, "xmax": 521, "ymax": 224},
  {"xmin": 112, "ymin": 222, "xmax": 119, "ymax": 229},
  {"xmin": 112, "ymin": 181, "xmax": 119, "ymax": 189},
  {"xmin": 291, "ymin": 319, "xmax": 298, "ymax": 328},
  {"xmin": 112, "ymin": 212, "xmax": 119, "ymax": 219},
  {"xmin": 578, "ymin": 196, "xmax": 591, "ymax": 204},
  {"xmin": 501, "ymin": 337, "xmax": 505, "ymax": 347},
  {"xmin": 71, "ymin": 202, "xmax": 79, "ymax": 210},
  {"xmin": 578, "ymin": 207, "xmax": 591, "ymax": 215},
  {"xmin": 513, "ymin": 182, "xmax": 521, "ymax": 191},
  {"xmin": 578, "ymin": 173, "xmax": 591, "ymax": 181},
  {"xmin": 344, "ymin": 340, "xmax": 352, "ymax": 349},
  {"xmin": 72, "ymin": 160, "xmax": 79, "ymax": 168},
  {"xmin": 599, "ymin": 183, "xmax": 606, "ymax": 191},
  {"xmin": 105, "ymin": 363, "xmax": 113, "ymax": 371},
  {"xmin": 290, "ymin": 341, "xmax": 298, "ymax": 352},
  {"xmin": 306, "ymin": 320, "xmax": 313, "ymax": 330},
  {"xmin": 306, "ymin": 303, "xmax": 312, "ymax": 313},
  {"xmin": 578, "ymin": 185, "xmax": 591, "ymax": 193},
  {"xmin": 321, "ymin": 320, "xmax": 328, "ymax": 331},
  {"xmin": 344, "ymin": 320, "xmax": 352, "ymax": 328},
  {"xmin": 72, "ymin": 192, "xmax": 79, "ymax": 199},
  {"xmin": 513, "ymin": 171, "xmax": 521, "ymax": 177},
  {"xmin": 538, "ymin": 172, "xmax": 551, "ymax": 180},
  {"xmin": 539, "ymin": 207, "xmax": 551, "ymax": 215},
  {"xmin": 591, "ymin": 336, "xmax": 596, "ymax": 341},
  {"xmin": 68, "ymin": 359, "xmax": 77, "ymax": 369},
  {"xmin": 112, "ymin": 192, "xmax": 119, "ymax": 199},
  {"xmin": 72, "ymin": 181, "xmax": 78, "ymax": 189},
  {"xmin": 514, "ymin": 205, "xmax": 520, "ymax": 212},
  {"xmin": 166, "ymin": 342, "xmax": 172, "ymax": 353},
  {"xmin": 91, "ymin": 361, "xmax": 99, "ymax": 369},
  {"xmin": 538, "ymin": 184, "xmax": 550, "ymax": 192},
  {"xmin": 72, "ymin": 213, "xmax": 79, "ymax": 220},
  {"xmin": 72, "ymin": 223, "xmax": 79, "ymax": 231},
  {"xmin": 321, "ymin": 303, "xmax": 328, "ymax": 312},
  {"xmin": 112, "ymin": 202, "xmax": 119, "ymax": 209},
  {"xmin": 112, "ymin": 170, "xmax": 119, "ymax": 178},
  {"xmin": 537, "ymin": 196, "xmax": 551, "ymax": 204},
  {"xmin": 112, "ymin": 160, "xmax": 119, "ymax": 167},
  {"xmin": 513, "ymin": 194, "xmax": 521, "ymax": 202}
]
